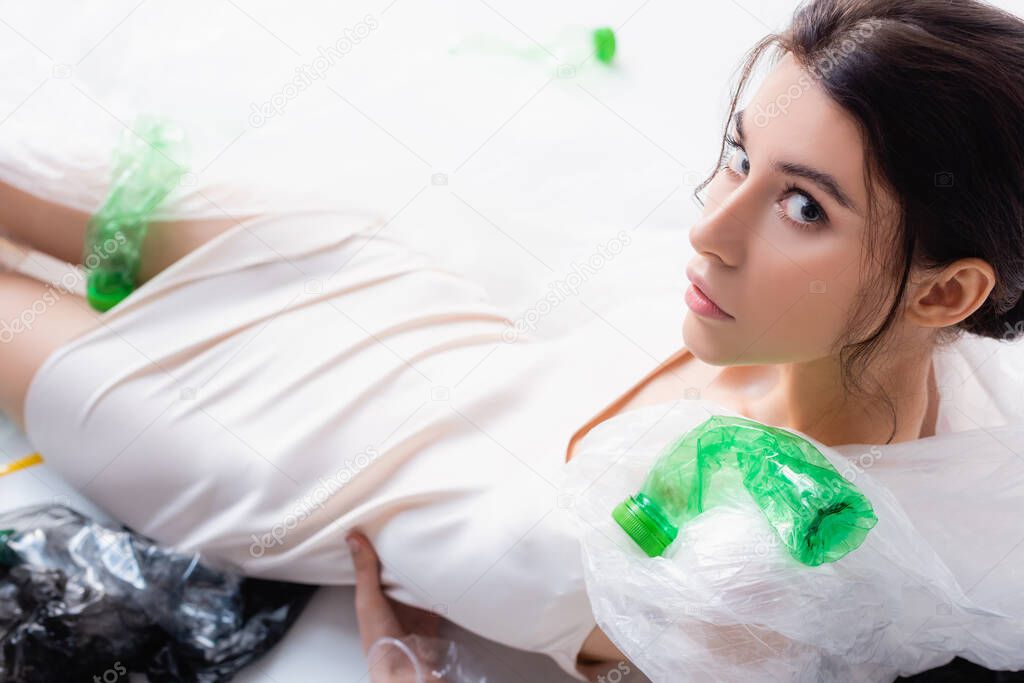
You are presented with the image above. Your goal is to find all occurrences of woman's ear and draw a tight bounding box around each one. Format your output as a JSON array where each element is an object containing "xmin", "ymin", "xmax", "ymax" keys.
[{"xmin": 906, "ymin": 257, "xmax": 997, "ymax": 329}]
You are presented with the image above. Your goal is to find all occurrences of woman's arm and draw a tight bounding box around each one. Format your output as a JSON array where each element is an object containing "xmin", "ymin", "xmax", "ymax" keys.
[
  {"xmin": 349, "ymin": 531, "xmax": 448, "ymax": 683},
  {"xmin": 349, "ymin": 532, "xmax": 635, "ymax": 683}
]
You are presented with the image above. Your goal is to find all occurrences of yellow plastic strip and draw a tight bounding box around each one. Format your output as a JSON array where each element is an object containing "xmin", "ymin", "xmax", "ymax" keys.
[{"xmin": 0, "ymin": 453, "xmax": 44, "ymax": 478}]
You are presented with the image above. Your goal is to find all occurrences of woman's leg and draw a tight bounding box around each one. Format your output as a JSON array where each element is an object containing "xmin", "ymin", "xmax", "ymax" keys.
[
  {"xmin": 0, "ymin": 270, "xmax": 103, "ymax": 431},
  {"xmin": 0, "ymin": 177, "xmax": 258, "ymax": 430},
  {"xmin": 0, "ymin": 180, "xmax": 250, "ymax": 284}
]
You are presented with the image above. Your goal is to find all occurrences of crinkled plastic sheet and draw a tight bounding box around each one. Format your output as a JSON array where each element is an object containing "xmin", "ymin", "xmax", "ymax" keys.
[
  {"xmin": 561, "ymin": 399, "xmax": 1024, "ymax": 683},
  {"xmin": 0, "ymin": 504, "xmax": 315, "ymax": 683}
]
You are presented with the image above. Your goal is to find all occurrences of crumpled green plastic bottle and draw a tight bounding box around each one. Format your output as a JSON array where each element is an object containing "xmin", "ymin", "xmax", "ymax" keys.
[
  {"xmin": 612, "ymin": 414, "xmax": 879, "ymax": 566},
  {"xmin": 82, "ymin": 117, "xmax": 188, "ymax": 312}
]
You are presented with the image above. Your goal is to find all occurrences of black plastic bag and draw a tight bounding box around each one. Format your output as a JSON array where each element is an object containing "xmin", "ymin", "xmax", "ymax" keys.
[{"xmin": 0, "ymin": 504, "xmax": 315, "ymax": 682}]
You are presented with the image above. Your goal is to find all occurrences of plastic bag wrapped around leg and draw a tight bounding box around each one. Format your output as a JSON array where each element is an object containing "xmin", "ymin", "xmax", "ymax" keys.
[
  {"xmin": 0, "ymin": 504, "xmax": 315, "ymax": 683},
  {"xmin": 82, "ymin": 116, "xmax": 189, "ymax": 311},
  {"xmin": 561, "ymin": 399, "xmax": 1024, "ymax": 683}
]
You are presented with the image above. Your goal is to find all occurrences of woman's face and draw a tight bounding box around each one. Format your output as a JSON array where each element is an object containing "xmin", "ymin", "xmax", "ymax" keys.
[{"xmin": 685, "ymin": 52, "xmax": 893, "ymax": 366}]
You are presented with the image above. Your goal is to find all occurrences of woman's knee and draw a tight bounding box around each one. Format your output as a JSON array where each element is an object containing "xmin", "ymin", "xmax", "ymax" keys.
[{"xmin": 0, "ymin": 270, "xmax": 101, "ymax": 430}]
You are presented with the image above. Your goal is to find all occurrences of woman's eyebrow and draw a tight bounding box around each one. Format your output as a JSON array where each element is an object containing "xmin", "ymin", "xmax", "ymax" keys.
[{"xmin": 734, "ymin": 109, "xmax": 860, "ymax": 215}]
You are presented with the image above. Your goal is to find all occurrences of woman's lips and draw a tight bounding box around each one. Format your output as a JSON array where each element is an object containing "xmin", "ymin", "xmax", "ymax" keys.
[
  {"xmin": 684, "ymin": 269, "xmax": 734, "ymax": 320},
  {"xmin": 685, "ymin": 284, "xmax": 733, "ymax": 320}
]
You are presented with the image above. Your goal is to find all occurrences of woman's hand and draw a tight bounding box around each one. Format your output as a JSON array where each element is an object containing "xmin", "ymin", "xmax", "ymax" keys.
[{"xmin": 347, "ymin": 530, "xmax": 447, "ymax": 682}]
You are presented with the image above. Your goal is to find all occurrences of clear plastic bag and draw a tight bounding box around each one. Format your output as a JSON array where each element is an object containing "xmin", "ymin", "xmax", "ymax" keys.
[
  {"xmin": 561, "ymin": 399, "xmax": 1024, "ymax": 682},
  {"xmin": 0, "ymin": 504, "xmax": 315, "ymax": 683}
]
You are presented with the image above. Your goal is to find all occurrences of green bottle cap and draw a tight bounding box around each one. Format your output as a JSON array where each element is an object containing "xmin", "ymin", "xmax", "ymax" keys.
[
  {"xmin": 87, "ymin": 269, "xmax": 135, "ymax": 312},
  {"xmin": 0, "ymin": 529, "xmax": 17, "ymax": 567},
  {"xmin": 592, "ymin": 27, "xmax": 616, "ymax": 64},
  {"xmin": 612, "ymin": 492, "xmax": 678, "ymax": 557}
]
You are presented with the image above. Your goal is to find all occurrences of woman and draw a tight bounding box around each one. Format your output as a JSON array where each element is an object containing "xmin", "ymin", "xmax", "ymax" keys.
[{"xmin": 1, "ymin": 0, "xmax": 1023, "ymax": 679}]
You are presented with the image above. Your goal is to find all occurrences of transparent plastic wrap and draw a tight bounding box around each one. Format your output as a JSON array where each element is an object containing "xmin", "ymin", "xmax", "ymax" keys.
[
  {"xmin": 0, "ymin": 504, "xmax": 315, "ymax": 683},
  {"xmin": 561, "ymin": 399, "xmax": 1024, "ymax": 683}
]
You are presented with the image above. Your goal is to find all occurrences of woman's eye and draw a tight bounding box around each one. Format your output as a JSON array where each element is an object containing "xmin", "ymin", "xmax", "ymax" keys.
[
  {"xmin": 718, "ymin": 135, "xmax": 829, "ymax": 231},
  {"xmin": 724, "ymin": 145, "xmax": 749, "ymax": 176},
  {"xmin": 780, "ymin": 192, "xmax": 824, "ymax": 225}
]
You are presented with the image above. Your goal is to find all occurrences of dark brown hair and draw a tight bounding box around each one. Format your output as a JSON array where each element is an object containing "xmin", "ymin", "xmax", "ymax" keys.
[{"xmin": 695, "ymin": 0, "xmax": 1024, "ymax": 442}]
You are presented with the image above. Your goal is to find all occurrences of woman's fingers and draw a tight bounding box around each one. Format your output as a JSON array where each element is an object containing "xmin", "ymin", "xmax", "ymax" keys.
[
  {"xmin": 348, "ymin": 530, "xmax": 406, "ymax": 653},
  {"xmin": 349, "ymin": 532, "xmax": 452, "ymax": 682}
]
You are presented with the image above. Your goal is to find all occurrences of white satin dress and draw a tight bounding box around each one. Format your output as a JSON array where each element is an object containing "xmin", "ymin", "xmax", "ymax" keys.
[{"xmin": 23, "ymin": 208, "xmax": 687, "ymax": 679}]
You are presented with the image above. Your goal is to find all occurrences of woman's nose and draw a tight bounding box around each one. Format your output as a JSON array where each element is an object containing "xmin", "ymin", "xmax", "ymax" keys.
[{"xmin": 689, "ymin": 178, "xmax": 756, "ymax": 267}]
